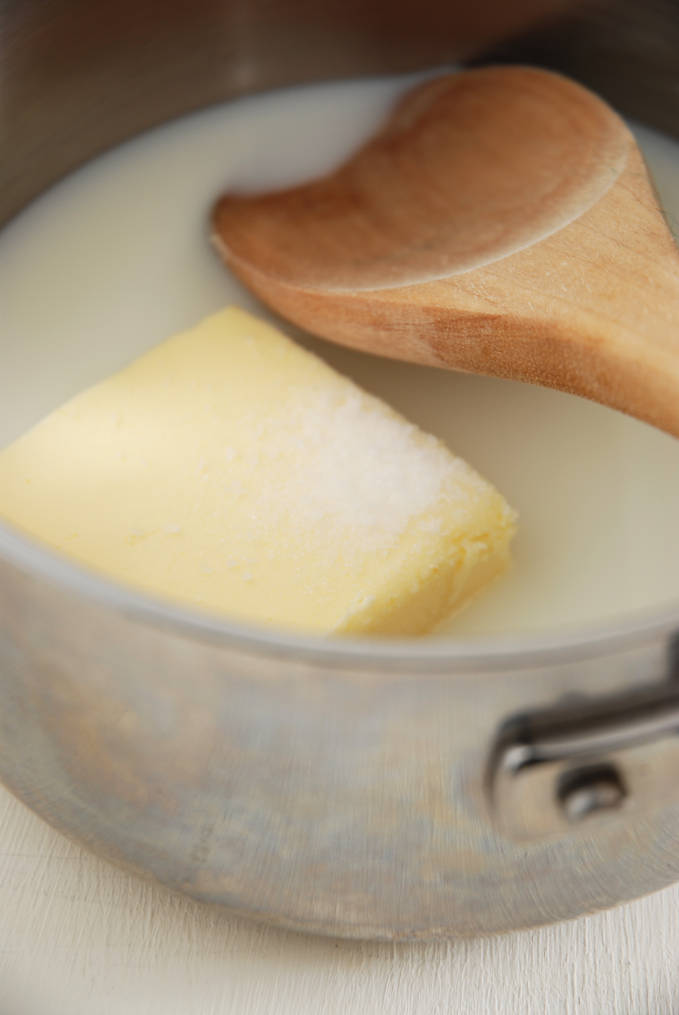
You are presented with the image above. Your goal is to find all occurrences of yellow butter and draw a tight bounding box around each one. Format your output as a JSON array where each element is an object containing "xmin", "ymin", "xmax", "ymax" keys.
[{"xmin": 0, "ymin": 307, "xmax": 516, "ymax": 635}]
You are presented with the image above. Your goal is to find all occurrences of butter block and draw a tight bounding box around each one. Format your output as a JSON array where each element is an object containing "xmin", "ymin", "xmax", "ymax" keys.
[{"xmin": 0, "ymin": 307, "xmax": 516, "ymax": 635}]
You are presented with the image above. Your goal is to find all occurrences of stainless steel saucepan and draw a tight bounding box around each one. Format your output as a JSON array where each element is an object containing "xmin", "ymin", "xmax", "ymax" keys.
[{"xmin": 2, "ymin": 0, "xmax": 679, "ymax": 939}]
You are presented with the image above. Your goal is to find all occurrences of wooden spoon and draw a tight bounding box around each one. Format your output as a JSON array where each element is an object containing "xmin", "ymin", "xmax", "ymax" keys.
[{"xmin": 212, "ymin": 66, "xmax": 679, "ymax": 437}]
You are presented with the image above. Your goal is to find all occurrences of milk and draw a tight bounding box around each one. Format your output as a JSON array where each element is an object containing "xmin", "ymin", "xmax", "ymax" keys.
[{"xmin": 1, "ymin": 72, "xmax": 678, "ymax": 638}]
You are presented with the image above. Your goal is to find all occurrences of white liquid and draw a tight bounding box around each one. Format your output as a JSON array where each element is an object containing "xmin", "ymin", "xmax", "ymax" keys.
[{"xmin": 1, "ymin": 72, "xmax": 679, "ymax": 638}]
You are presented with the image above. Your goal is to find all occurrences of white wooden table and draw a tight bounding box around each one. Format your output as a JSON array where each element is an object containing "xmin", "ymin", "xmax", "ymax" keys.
[{"xmin": 1, "ymin": 784, "xmax": 677, "ymax": 1015}]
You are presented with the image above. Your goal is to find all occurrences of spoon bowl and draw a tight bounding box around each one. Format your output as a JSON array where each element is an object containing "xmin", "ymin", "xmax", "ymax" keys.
[{"xmin": 213, "ymin": 67, "xmax": 679, "ymax": 437}]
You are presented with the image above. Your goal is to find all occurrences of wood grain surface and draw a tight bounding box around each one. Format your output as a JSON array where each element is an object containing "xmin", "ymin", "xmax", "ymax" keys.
[
  {"xmin": 1, "ymin": 783, "xmax": 678, "ymax": 1014},
  {"xmin": 214, "ymin": 67, "xmax": 679, "ymax": 439}
]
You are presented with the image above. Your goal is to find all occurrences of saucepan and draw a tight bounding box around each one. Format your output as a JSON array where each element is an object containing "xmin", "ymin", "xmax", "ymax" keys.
[{"xmin": 1, "ymin": 0, "xmax": 679, "ymax": 939}]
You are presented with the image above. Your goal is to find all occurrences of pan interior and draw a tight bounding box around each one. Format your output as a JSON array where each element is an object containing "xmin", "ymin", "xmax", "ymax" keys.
[{"xmin": 1, "ymin": 71, "xmax": 679, "ymax": 648}]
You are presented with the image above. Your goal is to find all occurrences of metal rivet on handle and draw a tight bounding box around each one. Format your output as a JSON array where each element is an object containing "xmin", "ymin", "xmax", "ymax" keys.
[{"xmin": 557, "ymin": 764, "xmax": 627, "ymax": 822}]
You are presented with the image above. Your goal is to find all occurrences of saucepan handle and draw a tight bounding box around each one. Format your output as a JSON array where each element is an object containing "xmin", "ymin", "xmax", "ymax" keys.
[{"xmin": 488, "ymin": 683, "xmax": 679, "ymax": 841}]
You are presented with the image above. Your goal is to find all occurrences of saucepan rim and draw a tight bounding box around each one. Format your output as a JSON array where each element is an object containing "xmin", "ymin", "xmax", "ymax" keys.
[{"xmin": 1, "ymin": 516, "xmax": 677, "ymax": 672}]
